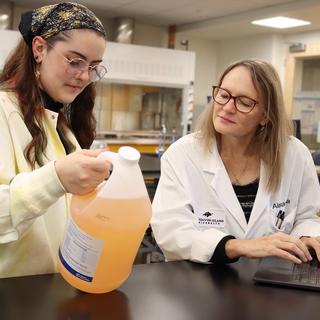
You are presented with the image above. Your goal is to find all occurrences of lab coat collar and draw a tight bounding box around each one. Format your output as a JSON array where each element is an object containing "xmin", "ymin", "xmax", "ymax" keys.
[
  {"xmin": 45, "ymin": 109, "xmax": 59, "ymax": 127},
  {"xmin": 201, "ymin": 141, "xmax": 221, "ymax": 175},
  {"xmin": 44, "ymin": 108, "xmax": 81, "ymax": 151}
]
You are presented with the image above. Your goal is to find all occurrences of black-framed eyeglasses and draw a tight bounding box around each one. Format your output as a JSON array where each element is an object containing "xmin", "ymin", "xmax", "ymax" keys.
[
  {"xmin": 46, "ymin": 42, "xmax": 107, "ymax": 82},
  {"xmin": 212, "ymin": 86, "xmax": 259, "ymax": 114}
]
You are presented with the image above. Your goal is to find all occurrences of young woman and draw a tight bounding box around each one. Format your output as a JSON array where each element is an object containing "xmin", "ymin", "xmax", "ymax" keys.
[
  {"xmin": 0, "ymin": 3, "xmax": 111, "ymax": 277},
  {"xmin": 152, "ymin": 59, "xmax": 320, "ymax": 264}
]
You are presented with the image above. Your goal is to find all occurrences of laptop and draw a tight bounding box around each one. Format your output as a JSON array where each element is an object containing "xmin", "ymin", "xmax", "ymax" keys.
[{"xmin": 253, "ymin": 254, "xmax": 320, "ymax": 291}]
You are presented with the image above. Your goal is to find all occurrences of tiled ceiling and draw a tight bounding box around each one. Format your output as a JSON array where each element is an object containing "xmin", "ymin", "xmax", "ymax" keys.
[{"xmin": 10, "ymin": 0, "xmax": 320, "ymax": 39}]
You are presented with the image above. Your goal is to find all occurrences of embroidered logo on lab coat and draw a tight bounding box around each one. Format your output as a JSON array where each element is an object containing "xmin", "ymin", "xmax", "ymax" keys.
[
  {"xmin": 197, "ymin": 209, "xmax": 225, "ymax": 227},
  {"xmin": 203, "ymin": 211, "xmax": 213, "ymax": 217}
]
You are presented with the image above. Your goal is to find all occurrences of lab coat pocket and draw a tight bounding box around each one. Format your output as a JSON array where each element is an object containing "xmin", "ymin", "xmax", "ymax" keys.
[
  {"xmin": 270, "ymin": 207, "xmax": 295, "ymax": 234},
  {"xmin": 194, "ymin": 206, "xmax": 226, "ymax": 229}
]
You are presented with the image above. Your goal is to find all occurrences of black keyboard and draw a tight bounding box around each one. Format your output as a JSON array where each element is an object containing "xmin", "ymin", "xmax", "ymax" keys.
[{"xmin": 292, "ymin": 259, "xmax": 320, "ymax": 285}]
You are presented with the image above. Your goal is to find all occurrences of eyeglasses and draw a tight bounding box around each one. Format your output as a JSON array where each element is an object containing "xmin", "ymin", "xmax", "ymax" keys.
[
  {"xmin": 212, "ymin": 86, "xmax": 258, "ymax": 114},
  {"xmin": 46, "ymin": 42, "xmax": 107, "ymax": 82}
]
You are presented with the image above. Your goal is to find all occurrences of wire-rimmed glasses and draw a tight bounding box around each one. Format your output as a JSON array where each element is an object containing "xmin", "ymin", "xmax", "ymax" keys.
[{"xmin": 46, "ymin": 42, "xmax": 107, "ymax": 82}]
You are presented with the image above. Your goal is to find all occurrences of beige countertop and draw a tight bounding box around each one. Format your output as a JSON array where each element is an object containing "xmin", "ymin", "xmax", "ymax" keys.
[{"xmin": 93, "ymin": 130, "xmax": 177, "ymax": 147}]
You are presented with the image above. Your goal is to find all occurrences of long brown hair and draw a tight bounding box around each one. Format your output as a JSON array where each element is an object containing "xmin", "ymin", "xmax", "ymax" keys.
[
  {"xmin": 0, "ymin": 31, "xmax": 100, "ymax": 168},
  {"xmin": 195, "ymin": 59, "xmax": 292, "ymax": 193}
]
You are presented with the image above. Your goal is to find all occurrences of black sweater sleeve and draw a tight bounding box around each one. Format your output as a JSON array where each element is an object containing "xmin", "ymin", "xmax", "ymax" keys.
[{"xmin": 209, "ymin": 235, "xmax": 240, "ymax": 264}]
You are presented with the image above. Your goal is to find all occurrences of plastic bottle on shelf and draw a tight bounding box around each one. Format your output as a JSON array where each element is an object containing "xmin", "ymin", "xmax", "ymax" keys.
[{"xmin": 58, "ymin": 146, "xmax": 152, "ymax": 293}]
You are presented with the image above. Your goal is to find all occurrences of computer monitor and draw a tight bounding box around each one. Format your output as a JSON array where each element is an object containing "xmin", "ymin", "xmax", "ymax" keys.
[{"xmin": 292, "ymin": 119, "xmax": 301, "ymax": 140}]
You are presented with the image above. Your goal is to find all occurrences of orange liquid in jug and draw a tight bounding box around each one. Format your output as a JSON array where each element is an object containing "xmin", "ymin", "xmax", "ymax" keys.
[{"xmin": 58, "ymin": 195, "xmax": 151, "ymax": 293}]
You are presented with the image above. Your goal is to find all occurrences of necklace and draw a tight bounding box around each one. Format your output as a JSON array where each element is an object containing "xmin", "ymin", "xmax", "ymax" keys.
[{"xmin": 224, "ymin": 157, "xmax": 249, "ymax": 186}]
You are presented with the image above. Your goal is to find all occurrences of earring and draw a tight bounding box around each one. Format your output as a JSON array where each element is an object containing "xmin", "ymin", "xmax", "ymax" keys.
[
  {"xmin": 256, "ymin": 124, "xmax": 266, "ymax": 136},
  {"xmin": 35, "ymin": 66, "xmax": 40, "ymax": 80}
]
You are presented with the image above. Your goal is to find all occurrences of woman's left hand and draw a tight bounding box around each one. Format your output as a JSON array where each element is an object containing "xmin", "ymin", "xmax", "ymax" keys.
[{"xmin": 300, "ymin": 236, "xmax": 320, "ymax": 261}]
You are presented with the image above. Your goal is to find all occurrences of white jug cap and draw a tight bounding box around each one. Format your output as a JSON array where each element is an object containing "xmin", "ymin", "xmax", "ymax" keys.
[{"xmin": 118, "ymin": 146, "xmax": 140, "ymax": 162}]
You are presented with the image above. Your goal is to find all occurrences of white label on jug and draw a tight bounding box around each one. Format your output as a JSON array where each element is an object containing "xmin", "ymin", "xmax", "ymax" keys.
[{"xmin": 59, "ymin": 217, "xmax": 104, "ymax": 282}]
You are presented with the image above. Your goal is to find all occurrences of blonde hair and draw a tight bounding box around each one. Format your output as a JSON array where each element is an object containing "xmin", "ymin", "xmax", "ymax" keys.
[{"xmin": 195, "ymin": 59, "xmax": 292, "ymax": 193}]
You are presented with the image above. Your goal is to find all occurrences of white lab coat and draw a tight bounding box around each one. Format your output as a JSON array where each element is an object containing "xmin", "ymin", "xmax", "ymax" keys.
[
  {"xmin": 151, "ymin": 133, "xmax": 320, "ymax": 263},
  {"xmin": 0, "ymin": 91, "xmax": 80, "ymax": 278}
]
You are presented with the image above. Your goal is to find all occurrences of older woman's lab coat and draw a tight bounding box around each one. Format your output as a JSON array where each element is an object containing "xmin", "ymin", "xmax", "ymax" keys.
[{"xmin": 151, "ymin": 133, "xmax": 320, "ymax": 263}]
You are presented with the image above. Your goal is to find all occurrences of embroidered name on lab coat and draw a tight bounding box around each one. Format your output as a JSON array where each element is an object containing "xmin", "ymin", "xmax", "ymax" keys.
[{"xmin": 272, "ymin": 199, "xmax": 290, "ymax": 209}]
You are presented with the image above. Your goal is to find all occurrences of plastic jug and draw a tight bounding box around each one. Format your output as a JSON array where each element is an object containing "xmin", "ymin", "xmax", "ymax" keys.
[{"xmin": 58, "ymin": 146, "xmax": 152, "ymax": 293}]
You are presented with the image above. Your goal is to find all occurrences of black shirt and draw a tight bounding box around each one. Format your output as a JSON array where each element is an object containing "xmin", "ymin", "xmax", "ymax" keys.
[
  {"xmin": 40, "ymin": 90, "xmax": 71, "ymax": 153},
  {"xmin": 232, "ymin": 179, "xmax": 259, "ymax": 223},
  {"xmin": 210, "ymin": 179, "xmax": 259, "ymax": 264},
  {"xmin": 40, "ymin": 89, "xmax": 64, "ymax": 113}
]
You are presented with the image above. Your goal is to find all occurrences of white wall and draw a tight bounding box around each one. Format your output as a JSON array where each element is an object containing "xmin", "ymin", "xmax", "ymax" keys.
[
  {"xmin": 216, "ymin": 34, "xmax": 280, "ymax": 77},
  {"xmin": 9, "ymin": 3, "xmax": 320, "ymax": 124},
  {"xmin": 175, "ymin": 33, "xmax": 217, "ymax": 108},
  {"xmin": 134, "ymin": 25, "xmax": 218, "ymax": 108},
  {"xmin": 129, "ymin": 25, "xmax": 218, "ymax": 115},
  {"xmin": 284, "ymin": 30, "xmax": 320, "ymax": 45},
  {"xmin": 133, "ymin": 23, "xmax": 167, "ymax": 48},
  {"xmin": 172, "ymin": 29, "xmax": 320, "ymax": 125},
  {"xmin": 0, "ymin": 30, "xmax": 20, "ymax": 69},
  {"xmin": 12, "ymin": 5, "xmax": 29, "ymax": 30},
  {"xmin": 271, "ymin": 34, "xmax": 287, "ymax": 84},
  {"xmin": 216, "ymin": 30, "xmax": 320, "ymax": 86}
]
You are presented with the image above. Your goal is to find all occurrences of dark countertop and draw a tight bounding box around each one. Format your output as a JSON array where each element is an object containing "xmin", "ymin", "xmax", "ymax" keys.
[{"xmin": 1, "ymin": 259, "xmax": 320, "ymax": 320}]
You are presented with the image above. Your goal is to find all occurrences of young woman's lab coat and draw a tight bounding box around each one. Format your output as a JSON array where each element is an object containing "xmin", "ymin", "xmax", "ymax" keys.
[
  {"xmin": 0, "ymin": 91, "xmax": 80, "ymax": 277},
  {"xmin": 151, "ymin": 133, "xmax": 320, "ymax": 263}
]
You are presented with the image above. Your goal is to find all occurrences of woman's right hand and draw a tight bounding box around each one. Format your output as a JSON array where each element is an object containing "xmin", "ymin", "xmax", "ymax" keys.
[
  {"xmin": 54, "ymin": 149, "xmax": 111, "ymax": 195},
  {"xmin": 225, "ymin": 232, "xmax": 313, "ymax": 264}
]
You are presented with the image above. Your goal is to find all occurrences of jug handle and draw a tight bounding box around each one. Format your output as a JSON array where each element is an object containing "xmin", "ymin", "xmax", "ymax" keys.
[
  {"xmin": 97, "ymin": 151, "xmax": 119, "ymax": 179},
  {"xmin": 94, "ymin": 151, "xmax": 119, "ymax": 196},
  {"xmin": 97, "ymin": 151, "xmax": 118, "ymax": 172},
  {"xmin": 97, "ymin": 147, "xmax": 140, "ymax": 185}
]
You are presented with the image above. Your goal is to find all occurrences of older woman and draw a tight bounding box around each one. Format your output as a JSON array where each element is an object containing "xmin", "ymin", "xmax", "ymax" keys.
[{"xmin": 151, "ymin": 59, "xmax": 320, "ymax": 264}]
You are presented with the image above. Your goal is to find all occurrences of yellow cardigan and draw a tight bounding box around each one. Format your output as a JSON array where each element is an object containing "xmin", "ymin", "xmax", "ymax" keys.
[{"xmin": 0, "ymin": 90, "xmax": 80, "ymax": 278}]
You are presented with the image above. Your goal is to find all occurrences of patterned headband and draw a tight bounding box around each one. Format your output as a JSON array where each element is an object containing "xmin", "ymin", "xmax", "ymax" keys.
[{"xmin": 19, "ymin": 2, "xmax": 106, "ymax": 47}]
